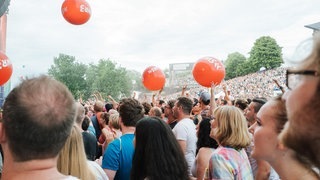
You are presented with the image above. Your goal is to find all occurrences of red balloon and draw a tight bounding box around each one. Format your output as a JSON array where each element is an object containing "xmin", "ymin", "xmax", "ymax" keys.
[
  {"xmin": 142, "ymin": 66, "xmax": 166, "ymax": 91},
  {"xmin": 61, "ymin": 0, "xmax": 91, "ymax": 25},
  {"xmin": 0, "ymin": 52, "xmax": 13, "ymax": 86},
  {"xmin": 192, "ymin": 57, "xmax": 225, "ymax": 87}
]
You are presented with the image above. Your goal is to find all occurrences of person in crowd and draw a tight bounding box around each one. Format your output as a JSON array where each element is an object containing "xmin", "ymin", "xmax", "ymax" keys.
[
  {"xmin": 105, "ymin": 103, "xmax": 113, "ymax": 113},
  {"xmin": 84, "ymin": 105, "xmax": 96, "ymax": 136},
  {"xmin": 234, "ymin": 98, "xmax": 248, "ymax": 112},
  {"xmin": 99, "ymin": 112, "xmax": 115, "ymax": 154},
  {"xmin": 82, "ymin": 115, "xmax": 95, "ymax": 135},
  {"xmin": 107, "ymin": 95, "xmax": 119, "ymax": 111},
  {"xmin": 164, "ymin": 99, "xmax": 177, "ymax": 129},
  {"xmin": 75, "ymin": 102, "xmax": 98, "ymax": 161},
  {"xmin": 0, "ymin": 76, "xmax": 77, "ymax": 179},
  {"xmin": 131, "ymin": 117, "xmax": 189, "ymax": 180},
  {"xmin": 172, "ymin": 97, "xmax": 197, "ymax": 174},
  {"xmin": 191, "ymin": 98, "xmax": 201, "ymax": 124},
  {"xmin": 199, "ymin": 91, "xmax": 211, "ymax": 119},
  {"xmin": 281, "ymin": 33, "xmax": 320, "ymax": 170},
  {"xmin": 108, "ymin": 112, "xmax": 122, "ymax": 139},
  {"xmin": 221, "ymin": 83, "xmax": 233, "ymax": 105},
  {"xmin": 191, "ymin": 118, "xmax": 218, "ymax": 180},
  {"xmin": 91, "ymin": 101, "xmax": 105, "ymax": 158},
  {"xmin": 245, "ymin": 97, "xmax": 279, "ymax": 179},
  {"xmin": 58, "ymin": 126, "xmax": 108, "ymax": 180},
  {"xmin": 148, "ymin": 106, "xmax": 162, "ymax": 119},
  {"xmin": 91, "ymin": 101, "xmax": 105, "ymax": 141},
  {"xmin": 245, "ymin": 97, "xmax": 267, "ymax": 127},
  {"xmin": 142, "ymin": 102, "xmax": 152, "ymax": 116},
  {"xmin": 250, "ymin": 96, "xmax": 319, "ymax": 179},
  {"xmin": 102, "ymin": 98, "xmax": 144, "ymax": 180},
  {"xmin": 209, "ymin": 106, "xmax": 253, "ymax": 179},
  {"xmin": 98, "ymin": 112, "xmax": 111, "ymax": 145}
]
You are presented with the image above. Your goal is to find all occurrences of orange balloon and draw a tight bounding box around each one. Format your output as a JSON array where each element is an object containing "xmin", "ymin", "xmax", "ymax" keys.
[
  {"xmin": 0, "ymin": 52, "xmax": 13, "ymax": 86},
  {"xmin": 142, "ymin": 66, "xmax": 166, "ymax": 91},
  {"xmin": 192, "ymin": 57, "xmax": 225, "ymax": 87},
  {"xmin": 61, "ymin": 0, "xmax": 91, "ymax": 25}
]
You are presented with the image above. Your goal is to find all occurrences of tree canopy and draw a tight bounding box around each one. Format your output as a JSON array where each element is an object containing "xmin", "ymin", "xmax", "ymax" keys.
[
  {"xmin": 48, "ymin": 54, "xmax": 87, "ymax": 99},
  {"xmin": 224, "ymin": 36, "xmax": 283, "ymax": 78},
  {"xmin": 48, "ymin": 54, "xmax": 143, "ymax": 101},
  {"xmin": 247, "ymin": 36, "xmax": 283, "ymax": 72},
  {"xmin": 225, "ymin": 52, "xmax": 246, "ymax": 79}
]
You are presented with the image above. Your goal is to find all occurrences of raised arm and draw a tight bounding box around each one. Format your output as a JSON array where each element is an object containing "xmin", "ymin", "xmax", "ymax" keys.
[
  {"xmin": 181, "ymin": 85, "xmax": 187, "ymax": 97},
  {"xmin": 208, "ymin": 83, "xmax": 217, "ymax": 118},
  {"xmin": 107, "ymin": 95, "xmax": 119, "ymax": 110},
  {"xmin": 222, "ymin": 83, "xmax": 232, "ymax": 105}
]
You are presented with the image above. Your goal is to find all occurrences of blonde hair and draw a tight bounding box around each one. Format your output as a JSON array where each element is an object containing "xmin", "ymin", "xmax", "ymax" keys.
[
  {"xmin": 57, "ymin": 126, "xmax": 95, "ymax": 180},
  {"xmin": 213, "ymin": 106, "xmax": 250, "ymax": 149},
  {"xmin": 109, "ymin": 113, "xmax": 120, "ymax": 129}
]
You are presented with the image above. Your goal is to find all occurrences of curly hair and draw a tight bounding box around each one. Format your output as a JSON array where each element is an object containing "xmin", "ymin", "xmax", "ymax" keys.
[{"xmin": 119, "ymin": 98, "xmax": 144, "ymax": 127}]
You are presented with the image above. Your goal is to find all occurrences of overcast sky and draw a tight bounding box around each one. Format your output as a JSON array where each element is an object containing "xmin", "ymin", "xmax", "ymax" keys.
[{"xmin": 5, "ymin": 0, "xmax": 320, "ymax": 86}]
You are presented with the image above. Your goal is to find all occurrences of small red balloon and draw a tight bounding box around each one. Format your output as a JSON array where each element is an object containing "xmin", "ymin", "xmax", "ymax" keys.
[
  {"xmin": 192, "ymin": 57, "xmax": 225, "ymax": 87},
  {"xmin": 61, "ymin": 0, "xmax": 91, "ymax": 25},
  {"xmin": 142, "ymin": 66, "xmax": 166, "ymax": 91},
  {"xmin": 0, "ymin": 52, "xmax": 13, "ymax": 86}
]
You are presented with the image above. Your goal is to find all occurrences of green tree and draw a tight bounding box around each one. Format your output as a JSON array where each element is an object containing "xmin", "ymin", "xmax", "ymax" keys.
[
  {"xmin": 85, "ymin": 59, "xmax": 132, "ymax": 101},
  {"xmin": 48, "ymin": 54, "xmax": 88, "ymax": 99},
  {"xmin": 247, "ymin": 36, "xmax": 283, "ymax": 73},
  {"xmin": 225, "ymin": 52, "xmax": 246, "ymax": 79}
]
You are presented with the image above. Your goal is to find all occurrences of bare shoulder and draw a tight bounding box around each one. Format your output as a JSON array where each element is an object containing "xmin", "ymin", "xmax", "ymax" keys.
[{"xmin": 198, "ymin": 147, "xmax": 215, "ymax": 162}]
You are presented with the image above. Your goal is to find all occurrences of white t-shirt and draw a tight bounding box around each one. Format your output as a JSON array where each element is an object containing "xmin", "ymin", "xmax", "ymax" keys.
[
  {"xmin": 172, "ymin": 118, "xmax": 197, "ymax": 173},
  {"xmin": 87, "ymin": 160, "xmax": 109, "ymax": 180}
]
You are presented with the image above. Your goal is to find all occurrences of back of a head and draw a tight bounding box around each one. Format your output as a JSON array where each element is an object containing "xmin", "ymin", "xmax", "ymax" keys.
[
  {"xmin": 149, "ymin": 107, "xmax": 162, "ymax": 118},
  {"xmin": 75, "ymin": 102, "xmax": 85, "ymax": 126},
  {"xmin": 235, "ymin": 99, "xmax": 248, "ymax": 111},
  {"xmin": 142, "ymin": 102, "xmax": 152, "ymax": 115},
  {"xmin": 109, "ymin": 113, "xmax": 120, "ymax": 129},
  {"xmin": 82, "ymin": 116, "xmax": 91, "ymax": 131},
  {"xmin": 200, "ymin": 91, "xmax": 210, "ymax": 105},
  {"xmin": 158, "ymin": 100, "xmax": 165, "ymax": 106},
  {"xmin": 105, "ymin": 103, "xmax": 113, "ymax": 112},
  {"xmin": 2, "ymin": 75, "xmax": 76, "ymax": 162},
  {"xmin": 213, "ymin": 106, "xmax": 250, "ymax": 149},
  {"xmin": 132, "ymin": 117, "xmax": 189, "ymax": 180},
  {"xmin": 119, "ymin": 98, "xmax": 144, "ymax": 127},
  {"xmin": 197, "ymin": 118, "xmax": 218, "ymax": 153},
  {"xmin": 94, "ymin": 101, "xmax": 104, "ymax": 112},
  {"xmin": 57, "ymin": 126, "xmax": 95, "ymax": 180}
]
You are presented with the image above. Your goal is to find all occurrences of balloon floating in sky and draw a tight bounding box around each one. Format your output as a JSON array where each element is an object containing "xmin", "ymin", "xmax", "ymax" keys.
[
  {"xmin": 61, "ymin": 0, "xmax": 91, "ymax": 25},
  {"xmin": 192, "ymin": 57, "xmax": 225, "ymax": 87},
  {"xmin": 142, "ymin": 66, "xmax": 166, "ymax": 91},
  {"xmin": 0, "ymin": 52, "xmax": 13, "ymax": 86}
]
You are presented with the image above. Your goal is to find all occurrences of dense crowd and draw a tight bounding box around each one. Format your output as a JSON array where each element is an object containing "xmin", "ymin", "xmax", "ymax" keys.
[{"xmin": 0, "ymin": 35, "xmax": 319, "ymax": 180}]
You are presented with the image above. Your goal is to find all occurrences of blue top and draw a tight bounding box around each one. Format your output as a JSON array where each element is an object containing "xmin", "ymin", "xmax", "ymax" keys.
[{"xmin": 102, "ymin": 134, "xmax": 135, "ymax": 180}]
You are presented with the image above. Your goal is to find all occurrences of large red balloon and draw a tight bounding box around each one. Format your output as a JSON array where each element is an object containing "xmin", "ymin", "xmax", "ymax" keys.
[
  {"xmin": 0, "ymin": 52, "xmax": 13, "ymax": 86},
  {"xmin": 142, "ymin": 66, "xmax": 166, "ymax": 91},
  {"xmin": 192, "ymin": 57, "xmax": 225, "ymax": 87},
  {"xmin": 61, "ymin": 0, "xmax": 91, "ymax": 25}
]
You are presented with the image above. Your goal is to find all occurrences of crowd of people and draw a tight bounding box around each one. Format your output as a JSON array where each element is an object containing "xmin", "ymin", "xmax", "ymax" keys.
[{"xmin": 0, "ymin": 34, "xmax": 319, "ymax": 180}]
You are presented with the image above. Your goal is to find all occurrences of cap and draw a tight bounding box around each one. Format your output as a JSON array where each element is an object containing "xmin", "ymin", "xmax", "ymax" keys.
[{"xmin": 200, "ymin": 91, "xmax": 210, "ymax": 105}]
